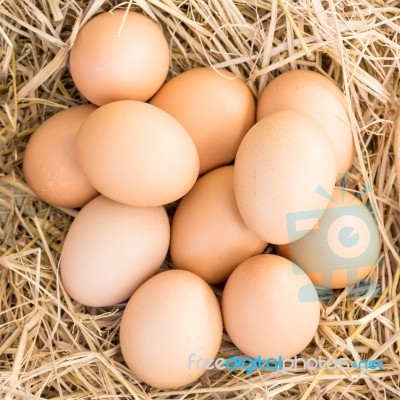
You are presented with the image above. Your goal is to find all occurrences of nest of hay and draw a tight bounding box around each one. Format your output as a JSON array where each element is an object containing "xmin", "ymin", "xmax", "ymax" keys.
[{"xmin": 1, "ymin": 0, "xmax": 399, "ymax": 398}]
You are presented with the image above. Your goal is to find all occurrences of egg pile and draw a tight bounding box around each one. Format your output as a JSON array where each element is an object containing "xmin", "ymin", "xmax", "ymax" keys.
[{"xmin": 23, "ymin": 10, "xmax": 380, "ymax": 389}]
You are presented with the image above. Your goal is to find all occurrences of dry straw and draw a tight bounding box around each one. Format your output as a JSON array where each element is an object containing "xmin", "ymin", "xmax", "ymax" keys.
[{"xmin": 0, "ymin": 0, "xmax": 400, "ymax": 398}]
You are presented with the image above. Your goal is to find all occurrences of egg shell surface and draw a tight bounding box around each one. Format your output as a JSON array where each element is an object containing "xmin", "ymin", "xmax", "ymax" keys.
[
  {"xmin": 76, "ymin": 100, "xmax": 199, "ymax": 207},
  {"xmin": 69, "ymin": 10, "xmax": 169, "ymax": 106},
  {"xmin": 171, "ymin": 166, "xmax": 266, "ymax": 284},
  {"xmin": 234, "ymin": 110, "xmax": 337, "ymax": 245},
  {"xmin": 60, "ymin": 195, "xmax": 170, "ymax": 307},
  {"xmin": 222, "ymin": 254, "xmax": 320, "ymax": 359},
  {"xmin": 150, "ymin": 67, "xmax": 255, "ymax": 174},
  {"xmin": 23, "ymin": 104, "xmax": 98, "ymax": 208},
  {"xmin": 257, "ymin": 69, "xmax": 354, "ymax": 180},
  {"xmin": 120, "ymin": 269, "xmax": 223, "ymax": 389}
]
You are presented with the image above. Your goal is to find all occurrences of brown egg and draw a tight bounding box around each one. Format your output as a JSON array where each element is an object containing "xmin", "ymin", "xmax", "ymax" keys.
[
  {"xmin": 69, "ymin": 10, "xmax": 169, "ymax": 106},
  {"xmin": 234, "ymin": 110, "xmax": 336, "ymax": 245},
  {"xmin": 60, "ymin": 195, "xmax": 170, "ymax": 307},
  {"xmin": 23, "ymin": 105, "xmax": 98, "ymax": 208},
  {"xmin": 222, "ymin": 254, "xmax": 320, "ymax": 359},
  {"xmin": 150, "ymin": 67, "xmax": 255, "ymax": 174},
  {"xmin": 257, "ymin": 70, "xmax": 354, "ymax": 180},
  {"xmin": 76, "ymin": 100, "xmax": 199, "ymax": 207},
  {"xmin": 171, "ymin": 166, "xmax": 266, "ymax": 284},
  {"xmin": 120, "ymin": 269, "xmax": 223, "ymax": 389},
  {"xmin": 278, "ymin": 187, "xmax": 380, "ymax": 288}
]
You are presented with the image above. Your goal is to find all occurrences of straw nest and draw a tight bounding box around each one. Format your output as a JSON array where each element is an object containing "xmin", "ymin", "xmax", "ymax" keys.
[{"xmin": 1, "ymin": 0, "xmax": 399, "ymax": 399}]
